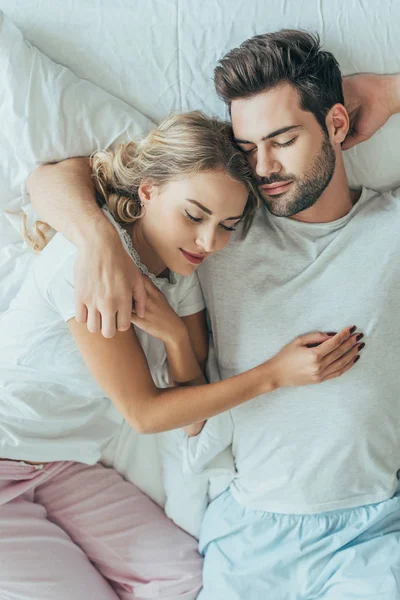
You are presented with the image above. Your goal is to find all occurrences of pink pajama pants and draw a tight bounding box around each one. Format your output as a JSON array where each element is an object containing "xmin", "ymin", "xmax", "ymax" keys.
[{"xmin": 0, "ymin": 459, "xmax": 203, "ymax": 599}]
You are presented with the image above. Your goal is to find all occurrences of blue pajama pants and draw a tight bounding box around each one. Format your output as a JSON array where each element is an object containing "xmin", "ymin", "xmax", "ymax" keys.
[{"xmin": 199, "ymin": 479, "xmax": 400, "ymax": 600}]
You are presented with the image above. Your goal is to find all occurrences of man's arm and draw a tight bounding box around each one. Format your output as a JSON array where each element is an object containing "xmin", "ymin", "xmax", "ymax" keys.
[
  {"xmin": 342, "ymin": 73, "xmax": 400, "ymax": 150},
  {"xmin": 26, "ymin": 158, "xmax": 146, "ymax": 337}
]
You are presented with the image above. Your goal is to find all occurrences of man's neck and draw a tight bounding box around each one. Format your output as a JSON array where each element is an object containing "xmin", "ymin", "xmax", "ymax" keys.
[{"xmin": 290, "ymin": 159, "xmax": 360, "ymax": 224}]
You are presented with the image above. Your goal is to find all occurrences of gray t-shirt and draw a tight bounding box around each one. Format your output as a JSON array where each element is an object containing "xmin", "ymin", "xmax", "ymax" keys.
[{"xmin": 189, "ymin": 187, "xmax": 400, "ymax": 514}]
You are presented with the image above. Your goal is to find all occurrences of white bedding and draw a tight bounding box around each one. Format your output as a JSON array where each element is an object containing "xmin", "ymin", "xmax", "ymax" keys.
[{"xmin": 0, "ymin": 0, "xmax": 400, "ymax": 538}]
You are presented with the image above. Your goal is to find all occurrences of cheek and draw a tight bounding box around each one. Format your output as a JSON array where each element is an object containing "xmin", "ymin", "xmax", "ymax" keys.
[
  {"xmin": 294, "ymin": 139, "xmax": 321, "ymax": 172},
  {"xmin": 214, "ymin": 230, "xmax": 232, "ymax": 253}
]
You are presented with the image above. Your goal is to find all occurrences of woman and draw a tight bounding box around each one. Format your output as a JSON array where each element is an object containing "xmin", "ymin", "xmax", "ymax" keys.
[{"xmin": 0, "ymin": 111, "xmax": 362, "ymax": 600}]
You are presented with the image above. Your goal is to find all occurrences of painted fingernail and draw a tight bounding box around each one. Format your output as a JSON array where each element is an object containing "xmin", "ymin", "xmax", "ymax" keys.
[
  {"xmin": 358, "ymin": 343, "xmax": 365, "ymax": 351},
  {"xmin": 354, "ymin": 355, "xmax": 360, "ymax": 363},
  {"xmin": 349, "ymin": 326, "xmax": 357, "ymax": 334},
  {"xmin": 327, "ymin": 332, "xmax": 337, "ymax": 336},
  {"xmin": 356, "ymin": 333, "xmax": 364, "ymax": 341}
]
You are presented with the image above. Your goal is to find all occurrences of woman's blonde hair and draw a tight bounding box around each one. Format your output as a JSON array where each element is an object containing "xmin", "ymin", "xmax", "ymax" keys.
[
  {"xmin": 91, "ymin": 110, "xmax": 260, "ymax": 234},
  {"xmin": 26, "ymin": 111, "xmax": 260, "ymax": 251}
]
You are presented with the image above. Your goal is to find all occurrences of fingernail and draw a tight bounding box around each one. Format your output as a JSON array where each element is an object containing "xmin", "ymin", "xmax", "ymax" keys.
[
  {"xmin": 356, "ymin": 333, "xmax": 364, "ymax": 341},
  {"xmin": 327, "ymin": 332, "xmax": 337, "ymax": 336},
  {"xmin": 349, "ymin": 325, "xmax": 357, "ymax": 334},
  {"xmin": 354, "ymin": 355, "xmax": 360, "ymax": 363},
  {"xmin": 358, "ymin": 343, "xmax": 365, "ymax": 351}
]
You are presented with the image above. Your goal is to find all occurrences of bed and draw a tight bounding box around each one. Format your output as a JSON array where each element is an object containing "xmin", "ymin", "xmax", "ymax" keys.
[{"xmin": 0, "ymin": 0, "xmax": 399, "ymax": 538}]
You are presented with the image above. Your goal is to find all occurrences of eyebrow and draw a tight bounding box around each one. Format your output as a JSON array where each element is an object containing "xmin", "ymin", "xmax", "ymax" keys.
[
  {"xmin": 186, "ymin": 199, "xmax": 242, "ymax": 221},
  {"xmin": 234, "ymin": 124, "xmax": 302, "ymax": 145}
]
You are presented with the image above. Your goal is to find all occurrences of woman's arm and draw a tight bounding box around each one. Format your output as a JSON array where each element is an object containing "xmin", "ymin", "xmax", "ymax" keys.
[
  {"xmin": 68, "ymin": 305, "xmax": 363, "ymax": 435},
  {"xmin": 26, "ymin": 158, "xmax": 146, "ymax": 335},
  {"xmin": 131, "ymin": 278, "xmax": 209, "ymax": 435},
  {"xmin": 167, "ymin": 310, "xmax": 209, "ymax": 436}
]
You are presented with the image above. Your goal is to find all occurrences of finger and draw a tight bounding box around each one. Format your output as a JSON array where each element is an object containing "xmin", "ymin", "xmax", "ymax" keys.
[
  {"xmin": 143, "ymin": 276, "xmax": 160, "ymax": 295},
  {"xmin": 316, "ymin": 326, "xmax": 357, "ymax": 358},
  {"xmin": 132, "ymin": 276, "xmax": 148, "ymax": 318},
  {"xmin": 86, "ymin": 308, "xmax": 101, "ymax": 334},
  {"xmin": 100, "ymin": 306, "xmax": 118, "ymax": 339},
  {"xmin": 321, "ymin": 352, "xmax": 361, "ymax": 382},
  {"xmin": 116, "ymin": 294, "xmax": 133, "ymax": 332},
  {"xmin": 342, "ymin": 131, "xmax": 369, "ymax": 151},
  {"xmin": 320, "ymin": 332, "xmax": 363, "ymax": 369},
  {"xmin": 321, "ymin": 343, "xmax": 361, "ymax": 378},
  {"xmin": 130, "ymin": 313, "xmax": 148, "ymax": 333},
  {"xmin": 75, "ymin": 301, "xmax": 88, "ymax": 324},
  {"xmin": 297, "ymin": 331, "xmax": 336, "ymax": 347}
]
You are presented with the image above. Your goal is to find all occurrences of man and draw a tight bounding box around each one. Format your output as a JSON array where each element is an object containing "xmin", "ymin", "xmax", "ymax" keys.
[
  {"xmin": 28, "ymin": 31, "xmax": 400, "ymax": 598},
  {"xmin": 185, "ymin": 30, "xmax": 400, "ymax": 598}
]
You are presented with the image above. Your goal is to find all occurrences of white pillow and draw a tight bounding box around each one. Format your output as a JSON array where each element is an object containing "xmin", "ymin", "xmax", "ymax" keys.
[{"xmin": 0, "ymin": 9, "xmax": 153, "ymax": 212}]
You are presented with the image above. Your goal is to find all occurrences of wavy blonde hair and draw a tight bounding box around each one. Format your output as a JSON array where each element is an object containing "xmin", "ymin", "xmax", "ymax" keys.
[
  {"xmin": 27, "ymin": 111, "xmax": 260, "ymax": 250},
  {"xmin": 91, "ymin": 110, "xmax": 259, "ymax": 233}
]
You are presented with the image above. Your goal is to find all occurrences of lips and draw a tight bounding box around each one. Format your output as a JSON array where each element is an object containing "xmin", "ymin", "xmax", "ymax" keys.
[
  {"xmin": 260, "ymin": 181, "xmax": 293, "ymax": 195},
  {"xmin": 180, "ymin": 249, "xmax": 206, "ymax": 265}
]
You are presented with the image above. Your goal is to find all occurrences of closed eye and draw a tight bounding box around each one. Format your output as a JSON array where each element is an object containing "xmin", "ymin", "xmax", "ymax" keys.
[
  {"xmin": 185, "ymin": 210, "xmax": 240, "ymax": 232},
  {"xmin": 240, "ymin": 146, "xmax": 256, "ymax": 155},
  {"xmin": 273, "ymin": 137, "xmax": 297, "ymax": 148},
  {"xmin": 185, "ymin": 210, "xmax": 202, "ymax": 223},
  {"xmin": 220, "ymin": 223, "xmax": 238, "ymax": 232}
]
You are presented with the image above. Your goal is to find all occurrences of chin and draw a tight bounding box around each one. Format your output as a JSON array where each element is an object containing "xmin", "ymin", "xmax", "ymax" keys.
[{"xmin": 173, "ymin": 262, "xmax": 198, "ymax": 277}]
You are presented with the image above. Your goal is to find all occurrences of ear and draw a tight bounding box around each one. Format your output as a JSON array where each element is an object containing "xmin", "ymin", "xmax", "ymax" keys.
[
  {"xmin": 326, "ymin": 104, "xmax": 350, "ymax": 145},
  {"xmin": 138, "ymin": 180, "xmax": 157, "ymax": 205}
]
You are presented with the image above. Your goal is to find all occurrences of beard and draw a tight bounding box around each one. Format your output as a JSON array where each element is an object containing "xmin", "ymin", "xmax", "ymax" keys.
[{"xmin": 258, "ymin": 135, "xmax": 336, "ymax": 217}]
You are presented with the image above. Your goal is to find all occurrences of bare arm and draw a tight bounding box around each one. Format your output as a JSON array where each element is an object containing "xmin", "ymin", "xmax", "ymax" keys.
[
  {"xmin": 68, "ymin": 317, "xmax": 277, "ymax": 434},
  {"xmin": 166, "ymin": 310, "xmax": 208, "ymax": 436},
  {"xmin": 68, "ymin": 301, "xmax": 364, "ymax": 435},
  {"xmin": 26, "ymin": 158, "xmax": 146, "ymax": 335},
  {"xmin": 342, "ymin": 73, "xmax": 400, "ymax": 150}
]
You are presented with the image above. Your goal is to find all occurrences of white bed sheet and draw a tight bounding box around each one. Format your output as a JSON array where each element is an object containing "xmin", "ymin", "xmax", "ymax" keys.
[{"xmin": 1, "ymin": 0, "xmax": 400, "ymax": 536}]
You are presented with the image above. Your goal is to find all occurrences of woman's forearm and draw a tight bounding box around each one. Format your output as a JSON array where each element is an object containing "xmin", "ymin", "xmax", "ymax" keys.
[
  {"xmin": 26, "ymin": 157, "xmax": 115, "ymax": 248},
  {"xmin": 165, "ymin": 328, "xmax": 206, "ymax": 386},
  {"xmin": 164, "ymin": 327, "xmax": 207, "ymax": 436},
  {"xmin": 388, "ymin": 73, "xmax": 400, "ymax": 115},
  {"xmin": 133, "ymin": 357, "xmax": 277, "ymax": 434}
]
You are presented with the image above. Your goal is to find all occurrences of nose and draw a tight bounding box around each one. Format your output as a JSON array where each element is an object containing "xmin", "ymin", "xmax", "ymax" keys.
[
  {"xmin": 255, "ymin": 146, "xmax": 281, "ymax": 179},
  {"xmin": 195, "ymin": 224, "xmax": 218, "ymax": 254}
]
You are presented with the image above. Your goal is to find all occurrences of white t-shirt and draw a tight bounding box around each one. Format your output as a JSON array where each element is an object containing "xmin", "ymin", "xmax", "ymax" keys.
[
  {"xmin": 0, "ymin": 209, "xmax": 205, "ymax": 464},
  {"xmin": 186, "ymin": 187, "xmax": 400, "ymax": 514}
]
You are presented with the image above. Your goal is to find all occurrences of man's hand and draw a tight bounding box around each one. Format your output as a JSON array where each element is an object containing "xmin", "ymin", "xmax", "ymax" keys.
[
  {"xmin": 342, "ymin": 73, "xmax": 400, "ymax": 150},
  {"xmin": 74, "ymin": 226, "xmax": 147, "ymax": 338}
]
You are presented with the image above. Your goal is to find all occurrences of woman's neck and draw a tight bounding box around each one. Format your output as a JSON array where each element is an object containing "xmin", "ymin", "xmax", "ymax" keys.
[{"xmin": 125, "ymin": 221, "xmax": 168, "ymax": 277}]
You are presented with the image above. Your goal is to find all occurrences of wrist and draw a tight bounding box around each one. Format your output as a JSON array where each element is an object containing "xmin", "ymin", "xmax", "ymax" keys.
[
  {"xmin": 75, "ymin": 212, "xmax": 118, "ymax": 251},
  {"xmin": 386, "ymin": 73, "xmax": 400, "ymax": 116},
  {"xmin": 164, "ymin": 321, "xmax": 189, "ymax": 349},
  {"xmin": 259, "ymin": 357, "xmax": 280, "ymax": 394}
]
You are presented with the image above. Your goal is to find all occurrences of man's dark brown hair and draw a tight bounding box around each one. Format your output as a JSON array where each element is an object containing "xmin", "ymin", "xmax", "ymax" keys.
[{"xmin": 214, "ymin": 30, "xmax": 344, "ymax": 133}]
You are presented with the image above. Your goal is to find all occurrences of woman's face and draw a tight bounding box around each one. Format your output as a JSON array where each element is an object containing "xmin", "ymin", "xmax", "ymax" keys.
[{"xmin": 138, "ymin": 169, "xmax": 249, "ymax": 276}]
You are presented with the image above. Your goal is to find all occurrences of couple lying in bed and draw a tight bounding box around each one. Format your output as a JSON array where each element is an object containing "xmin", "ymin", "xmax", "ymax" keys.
[{"xmin": 1, "ymin": 29, "xmax": 400, "ymax": 600}]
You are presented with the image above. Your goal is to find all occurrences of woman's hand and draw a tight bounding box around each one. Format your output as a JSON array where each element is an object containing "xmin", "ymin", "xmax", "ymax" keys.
[
  {"xmin": 130, "ymin": 276, "xmax": 186, "ymax": 344},
  {"xmin": 342, "ymin": 73, "xmax": 400, "ymax": 150},
  {"xmin": 270, "ymin": 326, "xmax": 364, "ymax": 388}
]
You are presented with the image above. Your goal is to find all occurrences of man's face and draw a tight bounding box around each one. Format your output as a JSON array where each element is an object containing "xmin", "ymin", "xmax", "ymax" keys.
[{"xmin": 231, "ymin": 83, "xmax": 336, "ymax": 217}]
